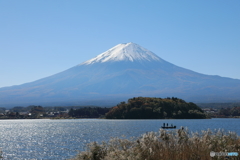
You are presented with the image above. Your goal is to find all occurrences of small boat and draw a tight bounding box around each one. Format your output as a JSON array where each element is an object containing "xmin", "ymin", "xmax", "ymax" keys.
[
  {"xmin": 161, "ymin": 123, "xmax": 176, "ymax": 129},
  {"xmin": 161, "ymin": 126, "xmax": 176, "ymax": 129}
]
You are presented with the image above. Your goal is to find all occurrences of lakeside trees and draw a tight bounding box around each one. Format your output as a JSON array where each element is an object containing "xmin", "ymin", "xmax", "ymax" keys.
[
  {"xmin": 218, "ymin": 106, "xmax": 240, "ymax": 117},
  {"xmin": 2, "ymin": 98, "xmax": 240, "ymax": 119},
  {"xmin": 0, "ymin": 98, "xmax": 206, "ymax": 119},
  {"xmin": 68, "ymin": 107, "xmax": 110, "ymax": 118},
  {"xmin": 105, "ymin": 97, "xmax": 206, "ymax": 119}
]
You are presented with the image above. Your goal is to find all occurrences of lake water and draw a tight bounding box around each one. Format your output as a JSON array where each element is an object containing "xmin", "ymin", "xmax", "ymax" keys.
[{"xmin": 0, "ymin": 118, "xmax": 239, "ymax": 160}]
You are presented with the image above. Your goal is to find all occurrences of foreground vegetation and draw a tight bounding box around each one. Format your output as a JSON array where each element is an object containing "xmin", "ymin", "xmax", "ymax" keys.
[
  {"xmin": 106, "ymin": 97, "xmax": 206, "ymax": 119},
  {"xmin": 70, "ymin": 128, "xmax": 240, "ymax": 160}
]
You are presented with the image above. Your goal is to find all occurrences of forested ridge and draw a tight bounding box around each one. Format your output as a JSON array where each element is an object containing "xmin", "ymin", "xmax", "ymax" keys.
[{"xmin": 105, "ymin": 97, "xmax": 206, "ymax": 119}]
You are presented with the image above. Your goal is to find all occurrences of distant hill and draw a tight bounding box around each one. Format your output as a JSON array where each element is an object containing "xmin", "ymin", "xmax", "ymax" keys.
[
  {"xmin": 105, "ymin": 97, "xmax": 206, "ymax": 119},
  {"xmin": 1, "ymin": 42, "xmax": 240, "ymax": 107}
]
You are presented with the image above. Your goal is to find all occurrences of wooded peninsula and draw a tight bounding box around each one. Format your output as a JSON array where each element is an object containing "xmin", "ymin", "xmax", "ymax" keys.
[{"xmin": 105, "ymin": 97, "xmax": 206, "ymax": 119}]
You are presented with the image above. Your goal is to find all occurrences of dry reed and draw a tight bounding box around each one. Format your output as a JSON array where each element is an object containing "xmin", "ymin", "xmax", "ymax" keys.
[{"xmin": 70, "ymin": 127, "xmax": 240, "ymax": 160}]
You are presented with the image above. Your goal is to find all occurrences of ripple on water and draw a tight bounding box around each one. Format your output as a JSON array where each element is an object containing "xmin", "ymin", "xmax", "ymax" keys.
[{"xmin": 0, "ymin": 118, "xmax": 240, "ymax": 159}]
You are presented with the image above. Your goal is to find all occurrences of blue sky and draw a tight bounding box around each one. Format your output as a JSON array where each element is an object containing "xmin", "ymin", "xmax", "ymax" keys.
[{"xmin": 0, "ymin": 0, "xmax": 239, "ymax": 88}]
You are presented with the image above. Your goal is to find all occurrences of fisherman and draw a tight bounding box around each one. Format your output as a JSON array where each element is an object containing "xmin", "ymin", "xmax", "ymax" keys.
[
  {"xmin": 163, "ymin": 123, "xmax": 165, "ymax": 127},
  {"xmin": 167, "ymin": 123, "xmax": 168, "ymax": 127}
]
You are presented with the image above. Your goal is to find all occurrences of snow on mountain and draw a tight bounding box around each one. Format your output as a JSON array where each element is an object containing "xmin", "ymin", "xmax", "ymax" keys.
[{"xmin": 81, "ymin": 42, "xmax": 162, "ymax": 65}]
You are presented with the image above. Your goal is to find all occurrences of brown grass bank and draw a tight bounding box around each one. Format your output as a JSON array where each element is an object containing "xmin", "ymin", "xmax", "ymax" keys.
[{"xmin": 70, "ymin": 128, "xmax": 240, "ymax": 160}]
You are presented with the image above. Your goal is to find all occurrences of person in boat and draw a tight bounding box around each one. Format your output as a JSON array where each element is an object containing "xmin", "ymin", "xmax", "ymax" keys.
[{"xmin": 163, "ymin": 123, "xmax": 165, "ymax": 127}]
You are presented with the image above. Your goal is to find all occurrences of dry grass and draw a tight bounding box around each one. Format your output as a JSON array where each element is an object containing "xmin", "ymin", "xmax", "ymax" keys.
[{"xmin": 70, "ymin": 128, "xmax": 240, "ymax": 160}]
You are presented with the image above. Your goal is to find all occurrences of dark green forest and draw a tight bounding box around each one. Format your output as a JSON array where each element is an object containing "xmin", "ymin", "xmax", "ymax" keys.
[
  {"xmin": 68, "ymin": 107, "xmax": 110, "ymax": 118},
  {"xmin": 105, "ymin": 97, "xmax": 206, "ymax": 119},
  {"xmin": 218, "ymin": 106, "xmax": 240, "ymax": 117}
]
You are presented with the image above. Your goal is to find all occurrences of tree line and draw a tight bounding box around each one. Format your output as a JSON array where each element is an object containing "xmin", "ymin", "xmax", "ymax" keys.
[
  {"xmin": 1, "ymin": 97, "xmax": 208, "ymax": 119},
  {"xmin": 68, "ymin": 107, "xmax": 110, "ymax": 118},
  {"xmin": 217, "ymin": 106, "xmax": 240, "ymax": 117}
]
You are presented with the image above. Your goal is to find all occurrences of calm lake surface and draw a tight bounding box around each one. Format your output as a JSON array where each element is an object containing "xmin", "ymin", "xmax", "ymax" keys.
[{"xmin": 0, "ymin": 118, "xmax": 239, "ymax": 160}]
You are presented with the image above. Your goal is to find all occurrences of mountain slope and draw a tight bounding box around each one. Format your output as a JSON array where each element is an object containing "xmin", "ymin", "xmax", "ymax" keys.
[{"xmin": 1, "ymin": 42, "xmax": 240, "ymax": 107}]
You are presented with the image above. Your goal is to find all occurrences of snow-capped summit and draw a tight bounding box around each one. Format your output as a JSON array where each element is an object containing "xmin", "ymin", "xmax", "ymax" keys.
[{"xmin": 81, "ymin": 42, "xmax": 162, "ymax": 65}]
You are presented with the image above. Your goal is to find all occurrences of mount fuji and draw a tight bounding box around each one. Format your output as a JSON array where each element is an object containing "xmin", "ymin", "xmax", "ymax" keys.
[{"xmin": 1, "ymin": 42, "xmax": 240, "ymax": 107}]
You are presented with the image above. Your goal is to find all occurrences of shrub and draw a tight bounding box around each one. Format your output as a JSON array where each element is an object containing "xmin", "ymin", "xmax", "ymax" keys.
[{"xmin": 70, "ymin": 128, "xmax": 240, "ymax": 160}]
